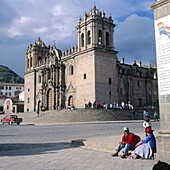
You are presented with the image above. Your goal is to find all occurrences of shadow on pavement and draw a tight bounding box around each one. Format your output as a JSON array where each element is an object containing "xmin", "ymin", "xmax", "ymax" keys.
[{"xmin": 0, "ymin": 142, "xmax": 80, "ymax": 157}]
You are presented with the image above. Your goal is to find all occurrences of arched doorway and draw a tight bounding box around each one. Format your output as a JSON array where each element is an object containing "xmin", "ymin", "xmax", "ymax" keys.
[
  {"xmin": 38, "ymin": 100, "xmax": 41, "ymax": 112},
  {"xmin": 47, "ymin": 89, "xmax": 52, "ymax": 110},
  {"xmin": 68, "ymin": 96, "xmax": 73, "ymax": 106}
]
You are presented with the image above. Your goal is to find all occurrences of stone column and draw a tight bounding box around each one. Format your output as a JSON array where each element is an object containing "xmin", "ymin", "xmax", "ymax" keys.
[
  {"xmin": 53, "ymin": 66, "xmax": 56, "ymax": 110},
  {"xmin": 150, "ymin": 0, "xmax": 170, "ymax": 162}
]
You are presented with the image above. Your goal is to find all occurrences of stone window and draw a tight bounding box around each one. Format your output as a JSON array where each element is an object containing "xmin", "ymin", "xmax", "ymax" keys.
[
  {"xmin": 38, "ymin": 56, "xmax": 42, "ymax": 66},
  {"xmin": 30, "ymin": 57, "xmax": 32, "ymax": 67},
  {"xmin": 84, "ymin": 74, "xmax": 86, "ymax": 79},
  {"xmin": 127, "ymin": 70, "xmax": 131, "ymax": 75},
  {"xmin": 81, "ymin": 33, "xmax": 84, "ymax": 47},
  {"xmin": 138, "ymin": 98, "xmax": 142, "ymax": 107},
  {"xmin": 120, "ymin": 88, "xmax": 123, "ymax": 97},
  {"xmin": 137, "ymin": 80, "xmax": 140, "ymax": 87},
  {"xmin": 28, "ymin": 97, "xmax": 30, "ymax": 103},
  {"xmin": 106, "ymin": 32, "xmax": 109, "ymax": 45},
  {"xmin": 5, "ymin": 92, "xmax": 7, "ymax": 96},
  {"xmin": 87, "ymin": 30, "xmax": 91, "ymax": 45},
  {"xmin": 6, "ymin": 86, "xmax": 8, "ymax": 90},
  {"xmin": 98, "ymin": 30, "xmax": 102, "ymax": 45},
  {"xmin": 28, "ymin": 88, "xmax": 30, "ymax": 92},
  {"xmin": 9, "ymin": 92, "xmax": 11, "ymax": 96},
  {"xmin": 70, "ymin": 65, "xmax": 74, "ymax": 75},
  {"xmin": 109, "ymin": 91, "xmax": 111, "ymax": 100},
  {"xmin": 122, "ymin": 69, "xmax": 125, "ymax": 75},
  {"xmin": 38, "ymin": 75, "xmax": 41, "ymax": 83},
  {"xmin": 27, "ymin": 58, "xmax": 29, "ymax": 68},
  {"xmin": 108, "ymin": 78, "xmax": 111, "ymax": 84},
  {"xmin": 0, "ymin": 92, "xmax": 3, "ymax": 95}
]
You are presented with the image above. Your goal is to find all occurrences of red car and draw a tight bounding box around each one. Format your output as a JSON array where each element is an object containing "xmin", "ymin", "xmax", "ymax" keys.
[{"xmin": 1, "ymin": 115, "xmax": 22, "ymax": 125}]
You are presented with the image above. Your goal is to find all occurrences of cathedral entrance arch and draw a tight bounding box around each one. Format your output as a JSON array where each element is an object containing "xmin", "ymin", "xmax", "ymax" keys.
[
  {"xmin": 68, "ymin": 96, "xmax": 73, "ymax": 106},
  {"xmin": 47, "ymin": 89, "xmax": 52, "ymax": 110}
]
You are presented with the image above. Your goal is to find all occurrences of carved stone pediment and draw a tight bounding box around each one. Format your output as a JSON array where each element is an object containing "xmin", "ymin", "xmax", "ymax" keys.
[{"xmin": 67, "ymin": 82, "xmax": 76, "ymax": 93}]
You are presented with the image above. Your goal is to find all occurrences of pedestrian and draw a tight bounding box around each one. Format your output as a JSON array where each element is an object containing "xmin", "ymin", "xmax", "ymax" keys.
[
  {"xmin": 93, "ymin": 101, "xmax": 96, "ymax": 108},
  {"xmin": 128, "ymin": 127, "xmax": 156, "ymax": 159},
  {"xmin": 37, "ymin": 110, "xmax": 39, "ymax": 117},
  {"xmin": 96, "ymin": 102, "xmax": 99, "ymax": 109},
  {"xmin": 88, "ymin": 101, "xmax": 92, "ymax": 108},
  {"xmin": 131, "ymin": 109, "xmax": 135, "ymax": 120},
  {"xmin": 111, "ymin": 127, "xmax": 140, "ymax": 158},
  {"xmin": 154, "ymin": 111, "xmax": 158, "ymax": 121},
  {"xmin": 143, "ymin": 111, "xmax": 151, "ymax": 136}
]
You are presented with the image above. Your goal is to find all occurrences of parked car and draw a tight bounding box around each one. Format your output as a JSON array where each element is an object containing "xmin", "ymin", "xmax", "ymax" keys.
[{"xmin": 1, "ymin": 115, "xmax": 22, "ymax": 125}]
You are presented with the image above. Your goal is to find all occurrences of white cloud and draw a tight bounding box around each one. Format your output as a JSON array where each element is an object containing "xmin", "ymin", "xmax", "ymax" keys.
[
  {"xmin": 33, "ymin": 27, "xmax": 48, "ymax": 34},
  {"xmin": 7, "ymin": 16, "xmax": 36, "ymax": 37},
  {"xmin": 0, "ymin": 0, "xmax": 157, "ymax": 77},
  {"xmin": 115, "ymin": 14, "xmax": 156, "ymax": 65}
]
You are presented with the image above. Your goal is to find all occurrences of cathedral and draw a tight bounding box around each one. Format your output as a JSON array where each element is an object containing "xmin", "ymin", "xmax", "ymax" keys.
[{"xmin": 24, "ymin": 6, "xmax": 157, "ymax": 112}]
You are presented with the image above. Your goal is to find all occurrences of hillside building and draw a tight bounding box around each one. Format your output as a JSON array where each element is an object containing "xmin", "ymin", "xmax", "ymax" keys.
[{"xmin": 0, "ymin": 83, "xmax": 24, "ymax": 97}]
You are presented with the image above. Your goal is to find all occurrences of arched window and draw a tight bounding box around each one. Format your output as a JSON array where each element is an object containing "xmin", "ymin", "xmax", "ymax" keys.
[
  {"xmin": 122, "ymin": 69, "xmax": 125, "ymax": 75},
  {"xmin": 38, "ymin": 75, "xmax": 41, "ymax": 83},
  {"xmin": 81, "ymin": 33, "xmax": 84, "ymax": 47},
  {"xmin": 98, "ymin": 30, "xmax": 102, "ymax": 45},
  {"xmin": 108, "ymin": 77, "xmax": 111, "ymax": 84},
  {"xmin": 70, "ymin": 65, "xmax": 74, "ymax": 75},
  {"xmin": 106, "ymin": 32, "xmax": 109, "ymax": 45},
  {"xmin": 109, "ymin": 91, "xmax": 111, "ymax": 100},
  {"xmin": 137, "ymin": 80, "xmax": 140, "ymax": 87},
  {"xmin": 27, "ymin": 58, "xmax": 29, "ymax": 68},
  {"xmin": 87, "ymin": 31, "xmax": 91, "ymax": 45},
  {"xmin": 30, "ymin": 57, "xmax": 32, "ymax": 67},
  {"xmin": 120, "ymin": 88, "xmax": 123, "ymax": 97},
  {"xmin": 38, "ymin": 56, "xmax": 41, "ymax": 66}
]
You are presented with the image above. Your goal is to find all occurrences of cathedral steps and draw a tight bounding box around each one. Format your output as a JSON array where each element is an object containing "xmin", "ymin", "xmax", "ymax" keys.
[{"xmin": 0, "ymin": 108, "xmax": 156, "ymax": 124}]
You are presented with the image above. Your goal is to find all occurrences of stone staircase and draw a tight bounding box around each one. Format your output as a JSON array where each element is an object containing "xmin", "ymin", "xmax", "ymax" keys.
[
  {"xmin": 0, "ymin": 108, "xmax": 156, "ymax": 124},
  {"xmin": 71, "ymin": 131, "xmax": 159, "ymax": 154},
  {"xmin": 16, "ymin": 108, "xmax": 133, "ymax": 124},
  {"xmin": 72, "ymin": 136, "xmax": 120, "ymax": 154}
]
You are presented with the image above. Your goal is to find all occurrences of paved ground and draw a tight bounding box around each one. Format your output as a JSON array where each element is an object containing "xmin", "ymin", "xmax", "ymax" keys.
[
  {"xmin": 0, "ymin": 143, "xmax": 158, "ymax": 170},
  {"xmin": 0, "ymin": 120, "xmax": 160, "ymax": 143},
  {"xmin": 0, "ymin": 120, "xmax": 165, "ymax": 170}
]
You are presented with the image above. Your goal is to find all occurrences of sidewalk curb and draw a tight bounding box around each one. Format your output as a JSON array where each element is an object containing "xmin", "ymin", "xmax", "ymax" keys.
[{"xmin": 21, "ymin": 119, "xmax": 157, "ymax": 126}]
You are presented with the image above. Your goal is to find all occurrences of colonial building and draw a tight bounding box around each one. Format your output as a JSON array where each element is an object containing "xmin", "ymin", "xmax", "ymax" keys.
[
  {"xmin": 0, "ymin": 83, "xmax": 24, "ymax": 97},
  {"xmin": 24, "ymin": 6, "xmax": 157, "ymax": 112},
  {"xmin": 3, "ymin": 91, "xmax": 24, "ymax": 113}
]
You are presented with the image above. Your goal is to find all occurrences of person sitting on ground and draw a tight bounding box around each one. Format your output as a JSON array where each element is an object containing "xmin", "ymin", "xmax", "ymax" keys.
[
  {"xmin": 128, "ymin": 127, "xmax": 156, "ymax": 159},
  {"xmin": 112, "ymin": 127, "xmax": 140, "ymax": 158}
]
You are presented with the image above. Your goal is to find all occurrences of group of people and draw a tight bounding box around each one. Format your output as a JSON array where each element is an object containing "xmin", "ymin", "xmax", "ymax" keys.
[
  {"xmin": 85, "ymin": 101, "xmax": 105, "ymax": 109},
  {"xmin": 112, "ymin": 111, "xmax": 156, "ymax": 159}
]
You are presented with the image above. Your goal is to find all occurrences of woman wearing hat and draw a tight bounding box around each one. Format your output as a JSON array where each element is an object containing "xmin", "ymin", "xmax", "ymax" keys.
[{"xmin": 128, "ymin": 127, "xmax": 156, "ymax": 159}]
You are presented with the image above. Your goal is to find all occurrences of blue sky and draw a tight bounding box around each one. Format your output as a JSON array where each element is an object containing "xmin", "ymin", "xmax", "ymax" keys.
[{"xmin": 0, "ymin": 0, "xmax": 157, "ymax": 77}]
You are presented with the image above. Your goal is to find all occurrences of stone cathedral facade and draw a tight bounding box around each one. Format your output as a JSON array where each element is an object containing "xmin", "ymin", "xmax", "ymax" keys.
[{"xmin": 24, "ymin": 6, "xmax": 157, "ymax": 112}]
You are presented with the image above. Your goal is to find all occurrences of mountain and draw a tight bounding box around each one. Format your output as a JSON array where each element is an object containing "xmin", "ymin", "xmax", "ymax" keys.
[{"xmin": 0, "ymin": 65, "xmax": 24, "ymax": 84}]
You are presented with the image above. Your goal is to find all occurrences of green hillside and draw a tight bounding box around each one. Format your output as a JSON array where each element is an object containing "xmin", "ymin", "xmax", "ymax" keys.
[{"xmin": 0, "ymin": 65, "xmax": 24, "ymax": 84}]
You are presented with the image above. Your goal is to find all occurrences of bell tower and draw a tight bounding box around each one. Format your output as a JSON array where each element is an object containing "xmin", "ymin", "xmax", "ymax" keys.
[{"xmin": 76, "ymin": 5, "xmax": 115, "ymax": 52}]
